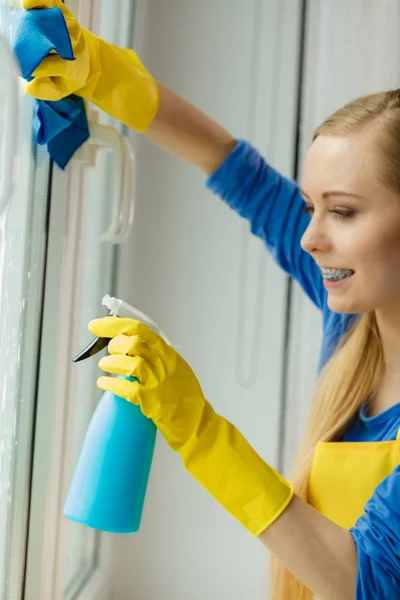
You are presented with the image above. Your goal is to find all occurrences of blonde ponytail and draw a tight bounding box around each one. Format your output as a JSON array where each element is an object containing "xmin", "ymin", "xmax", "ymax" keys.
[{"xmin": 270, "ymin": 312, "xmax": 384, "ymax": 598}]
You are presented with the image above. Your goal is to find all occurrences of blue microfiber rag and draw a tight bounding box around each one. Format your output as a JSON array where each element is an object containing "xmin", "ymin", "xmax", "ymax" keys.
[{"xmin": 12, "ymin": 7, "xmax": 89, "ymax": 169}]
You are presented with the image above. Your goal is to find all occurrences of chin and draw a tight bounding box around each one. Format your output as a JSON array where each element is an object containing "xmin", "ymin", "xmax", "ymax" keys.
[{"xmin": 326, "ymin": 295, "xmax": 364, "ymax": 315}]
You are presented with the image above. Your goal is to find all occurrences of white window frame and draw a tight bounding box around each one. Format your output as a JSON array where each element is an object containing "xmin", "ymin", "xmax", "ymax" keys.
[
  {"xmin": 23, "ymin": 2, "xmax": 136, "ymax": 598},
  {"xmin": 4, "ymin": 135, "xmax": 54, "ymax": 600},
  {"xmin": 23, "ymin": 162, "xmax": 113, "ymax": 600}
]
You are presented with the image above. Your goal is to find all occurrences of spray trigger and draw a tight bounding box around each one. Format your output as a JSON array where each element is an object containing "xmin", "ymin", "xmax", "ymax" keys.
[
  {"xmin": 72, "ymin": 335, "xmax": 110, "ymax": 363},
  {"xmin": 72, "ymin": 295, "xmax": 171, "ymax": 364}
]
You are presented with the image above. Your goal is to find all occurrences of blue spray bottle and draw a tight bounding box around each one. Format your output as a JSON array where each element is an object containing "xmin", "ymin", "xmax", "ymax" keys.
[{"xmin": 63, "ymin": 295, "xmax": 170, "ymax": 534}]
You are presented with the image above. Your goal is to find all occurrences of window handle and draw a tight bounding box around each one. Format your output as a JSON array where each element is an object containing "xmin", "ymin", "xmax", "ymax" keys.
[{"xmin": 74, "ymin": 121, "xmax": 136, "ymax": 245}]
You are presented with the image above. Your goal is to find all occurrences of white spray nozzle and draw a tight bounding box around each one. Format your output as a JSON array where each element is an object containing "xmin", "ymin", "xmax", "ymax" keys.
[{"xmin": 102, "ymin": 295, "xmax": 172, "ymax": 345}]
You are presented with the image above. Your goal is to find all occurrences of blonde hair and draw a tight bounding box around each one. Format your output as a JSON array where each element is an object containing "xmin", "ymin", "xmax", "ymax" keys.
[{"xmin": 270, "ymin": 89, "xmax": 400, "ymax": 599}]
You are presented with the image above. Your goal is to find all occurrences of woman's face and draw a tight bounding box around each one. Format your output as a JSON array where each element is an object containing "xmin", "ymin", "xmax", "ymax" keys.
[{"xmin": 300, "ymin": 132, "xmax": 400, "ymax": 315}]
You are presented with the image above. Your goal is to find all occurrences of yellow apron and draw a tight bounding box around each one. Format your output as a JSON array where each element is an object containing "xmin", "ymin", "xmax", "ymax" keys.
[{"xmin": 308, "ymin": 429, "xmax": 400, "ymax": 529}]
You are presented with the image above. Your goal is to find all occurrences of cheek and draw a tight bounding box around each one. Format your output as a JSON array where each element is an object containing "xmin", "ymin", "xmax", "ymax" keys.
[
  {"xmin": 343, "ymin": 215, "xmax": 400, "ymax": 263},
  {"xmin": 356, "ymin": 231, "xmax": 400, "ymax": 282}
]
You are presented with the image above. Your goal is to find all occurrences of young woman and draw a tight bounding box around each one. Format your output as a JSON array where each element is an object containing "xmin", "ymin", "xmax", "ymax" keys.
[{"xmin": 23, "ymin": 1, "xmax": 400, "ymax": 598}]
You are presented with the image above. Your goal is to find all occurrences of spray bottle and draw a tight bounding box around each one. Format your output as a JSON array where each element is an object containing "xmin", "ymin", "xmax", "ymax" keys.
[{"xmin": 63, "ymin": 294, "xmax": 170, "ymax": 534}]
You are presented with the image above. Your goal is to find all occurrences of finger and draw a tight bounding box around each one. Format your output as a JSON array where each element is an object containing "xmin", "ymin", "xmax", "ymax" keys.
[
  {"xmin": 108, "ymin": 334, "xmax": 167, "ymax": 380},
  {"xmin": 24, "ymin": 76, "xmax": 67, "ymax": 101},
  {"xmin": 23, "ymin": 0, "xmax": 60, "ymax": 9},
  {"xmin": 89, "ymin": 316, "xmax": 134, "ymax": 338},
  {"xmin": 89, "ymin": 317, "xmax": 168, "ymax": 352},
  {"xmin": 98, "ymin": 354, "xmax": 158, "ymax": 386},
  {"xmin": 30, "ymin": 57, "xmax": 77, "ymax": 84},
  {"xmin": 23, "ymin": 0, "xmax": 71, "ymax": 17},
  {"xmin": 97, "ymin": 376, "xmax": 142, "ymax": 407},
  {"xmin": 108, "ymin": 334, "xmax": 152, "ymax": 358}
]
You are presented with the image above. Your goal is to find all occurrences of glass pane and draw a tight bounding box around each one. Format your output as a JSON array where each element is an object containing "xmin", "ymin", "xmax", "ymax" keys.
[
  {"xmin": 0, "ymin": 4, "xmax": 24, "ymax": 591},
  {"xmin": 0, "ymin": 2, "xmax": 52, "ymax": 598},
  {"xmin": 64, "ymin": 0, "xmax": 135, "ymax": 594},
  {"xmin": 64, "ymin": 151, "xmax": 117, "ymax": 594}
]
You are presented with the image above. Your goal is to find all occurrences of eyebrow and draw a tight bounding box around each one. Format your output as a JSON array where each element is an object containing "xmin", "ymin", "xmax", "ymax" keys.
[{"xmin": 300, "ymin": 189, "xmax": 364, "ymax": 201}]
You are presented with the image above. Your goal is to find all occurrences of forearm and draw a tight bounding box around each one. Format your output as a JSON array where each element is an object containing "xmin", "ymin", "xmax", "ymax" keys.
[
  {"xmin": 259, "ymin": 495, "xmax": 358, "ymax": 600},
  {"xmin": 145, "ymin": 83, "xmax": 238, "ymax": 175}
]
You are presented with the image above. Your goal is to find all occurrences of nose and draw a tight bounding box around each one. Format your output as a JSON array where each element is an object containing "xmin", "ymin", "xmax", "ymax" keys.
[{"xmin": 300, "ymin": 216, "xmax": 331, "ymax": 255}]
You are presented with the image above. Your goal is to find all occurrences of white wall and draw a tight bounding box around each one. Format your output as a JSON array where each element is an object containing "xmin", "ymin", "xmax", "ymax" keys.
[{"xmin": 114, "ymin": 1, "xmax": 302, "ymax": 599}]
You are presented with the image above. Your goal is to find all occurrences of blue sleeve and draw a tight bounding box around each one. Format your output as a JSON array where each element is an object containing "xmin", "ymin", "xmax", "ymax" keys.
[
  {"xmin": 205, "ymin": 140, "xmax": 326, "ymax": 310},
  {"xmin": 349, "ymin": 465, "xmax": 400, "ymax": 598}
]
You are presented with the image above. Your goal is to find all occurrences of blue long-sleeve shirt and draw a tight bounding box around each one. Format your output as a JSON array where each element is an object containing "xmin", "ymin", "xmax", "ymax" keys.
[{"xmin": 205, "ymin": 140, "xmax": 400, "ymax": 598}]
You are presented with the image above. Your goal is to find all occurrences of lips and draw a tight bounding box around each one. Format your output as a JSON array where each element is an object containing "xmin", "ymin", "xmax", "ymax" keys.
[{"xmin": 319, "ymin": 266, "xmax": 354, "ymax": 271}]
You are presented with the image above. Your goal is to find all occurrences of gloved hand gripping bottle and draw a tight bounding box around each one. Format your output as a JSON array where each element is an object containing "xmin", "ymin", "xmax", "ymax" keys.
[{"xmin": 63, "ymin": 295, "xmax": 170, "ymax": 534}]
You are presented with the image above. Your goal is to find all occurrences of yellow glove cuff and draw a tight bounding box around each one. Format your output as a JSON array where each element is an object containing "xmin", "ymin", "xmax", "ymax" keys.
[
  {"xmin": 179, "ymin": 409, "xmax": 294, "ymax": 536},
  {"xmin": 79, "ymin": 34, "xmax": 160, "ymax": 133}
]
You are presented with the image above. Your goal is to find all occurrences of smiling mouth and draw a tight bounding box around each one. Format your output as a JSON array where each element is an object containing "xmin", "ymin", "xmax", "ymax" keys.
[{"xmin": 320, "ymin": 267, "xmax": 355, "ymax": 281}]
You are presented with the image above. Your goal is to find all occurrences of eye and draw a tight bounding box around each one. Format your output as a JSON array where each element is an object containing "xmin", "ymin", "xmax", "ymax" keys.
[
  {"xmin": 329, "ymin": 210, "xmax": 356, "ymax": 221},
  {"xmin": 301, "ymin": 204, "xmax": 356, "ymax": 221},
  {"xmin": 301, "ymin": 204, "xmax": 314, "ymax": 216}
]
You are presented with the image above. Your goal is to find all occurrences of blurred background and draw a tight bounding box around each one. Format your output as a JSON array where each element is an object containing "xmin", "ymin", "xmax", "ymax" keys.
[{"xmin": 0, "ymin": 0, "xmax": 399, "ymax": 598}]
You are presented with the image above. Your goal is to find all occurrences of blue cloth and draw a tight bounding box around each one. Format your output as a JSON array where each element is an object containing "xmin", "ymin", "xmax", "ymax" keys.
[
  {"xmin": 12, "ymin": 7, "xmax": 89, "ymax": 169},
  {"xmin": 205, "ymin": 139, "xmax": 400, "ymax": 598}
]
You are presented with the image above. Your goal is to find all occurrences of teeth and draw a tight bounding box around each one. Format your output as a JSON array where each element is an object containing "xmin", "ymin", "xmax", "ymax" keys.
[{"xmin": 321, "ymin": 268, "xmax": 354, "ymax": 281}]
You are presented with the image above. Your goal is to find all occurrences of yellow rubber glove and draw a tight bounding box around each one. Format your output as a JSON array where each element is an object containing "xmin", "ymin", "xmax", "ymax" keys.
[
  {"xmin": 22, "ymin": 0, "xmax": 159, "ymax": 132},
  {"xmin": 88, "ymin": 316, "xmax": 294, "ymax": 537}
]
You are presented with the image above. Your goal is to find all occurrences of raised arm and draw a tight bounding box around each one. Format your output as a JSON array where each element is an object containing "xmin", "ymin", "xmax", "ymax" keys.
[
  {"xmin": 145, "ymin": 83, "xmax": 237, "ymax": 175},
  {"xmin": 23, "ymin": 0, "xmax": 325, "ymax": 309}
]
